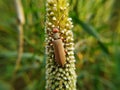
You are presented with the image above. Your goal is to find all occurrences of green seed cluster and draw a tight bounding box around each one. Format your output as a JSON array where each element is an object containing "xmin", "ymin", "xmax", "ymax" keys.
[{"xmin": 45, "ymin": 0, "xmax": 76, "ymax": 90}]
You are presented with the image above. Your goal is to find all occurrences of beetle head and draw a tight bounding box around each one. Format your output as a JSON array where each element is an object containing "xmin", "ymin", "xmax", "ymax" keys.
[{"xmin": 53, "ymin": 28, "xmax": 59, "ymax": 33}]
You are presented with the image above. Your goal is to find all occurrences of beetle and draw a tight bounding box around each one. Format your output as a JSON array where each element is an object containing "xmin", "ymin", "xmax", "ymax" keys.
[{"xmin": 52, "ymin": 27, "xmax": 66, "ymax": 67}]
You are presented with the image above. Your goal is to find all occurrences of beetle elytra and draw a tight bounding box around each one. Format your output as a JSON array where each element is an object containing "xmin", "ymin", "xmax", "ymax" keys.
[{"xmin": 52, "ymin": 28, "xmax": 66, "ymax": 67}]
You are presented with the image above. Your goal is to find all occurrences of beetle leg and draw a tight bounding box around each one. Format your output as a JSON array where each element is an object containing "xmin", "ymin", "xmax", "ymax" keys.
[{"xmin": 64, "ymin": 49, "xmax": 67, "ymax": 55}]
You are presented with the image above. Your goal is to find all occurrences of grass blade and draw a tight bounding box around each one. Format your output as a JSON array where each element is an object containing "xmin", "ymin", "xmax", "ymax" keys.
[{"xmin": 71, "ymin": 14, "xmax": 109, "ymax": 54}]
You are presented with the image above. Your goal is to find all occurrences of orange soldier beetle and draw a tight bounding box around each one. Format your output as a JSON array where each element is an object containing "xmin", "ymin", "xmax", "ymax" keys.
[{"xmin": 52, "ymin": 27, "xmax": 66, "ymax": 67}]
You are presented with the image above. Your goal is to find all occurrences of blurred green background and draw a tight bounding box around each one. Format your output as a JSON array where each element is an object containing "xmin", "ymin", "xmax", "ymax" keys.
[{"xmin": 0, "ymin": 0, "xmax": 120, "ymax": 90}]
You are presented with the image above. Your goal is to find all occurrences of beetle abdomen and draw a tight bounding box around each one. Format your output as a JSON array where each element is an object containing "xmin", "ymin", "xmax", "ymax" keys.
[{"xmin": 53, "ymin": 39, "xmax": 66, "ymax": 67}]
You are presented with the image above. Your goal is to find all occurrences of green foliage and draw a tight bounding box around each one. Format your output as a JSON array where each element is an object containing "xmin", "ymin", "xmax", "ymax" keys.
[
  {"xmin": 72, "ymin": 14, "xmax": 109, "ymax": 54},
  {"xmin": 0, "ymin": 0, "xmax": 120, "ymax": 90}
]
